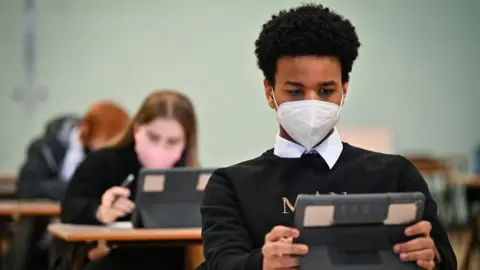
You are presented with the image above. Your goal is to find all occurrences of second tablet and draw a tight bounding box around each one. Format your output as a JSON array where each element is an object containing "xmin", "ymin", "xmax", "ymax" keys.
[{"xmin": 294, "ymin": 192, "xmax": 425, "ymax": 270}]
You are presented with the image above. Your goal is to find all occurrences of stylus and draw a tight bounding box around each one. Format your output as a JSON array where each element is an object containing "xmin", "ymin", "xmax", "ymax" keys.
[
  {"xmin": 120, "ymin": 174, "xmax": 135, "ymax": 188},
  {"xmin": 111, "ymin": 174, "xmax": 135, "ymax": 205}
]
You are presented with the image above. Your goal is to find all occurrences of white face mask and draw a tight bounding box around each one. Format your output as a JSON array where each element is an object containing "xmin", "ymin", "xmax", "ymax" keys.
[{"xmin": 272, "ymin": 90, "xmax": 343, "ymax": 151}]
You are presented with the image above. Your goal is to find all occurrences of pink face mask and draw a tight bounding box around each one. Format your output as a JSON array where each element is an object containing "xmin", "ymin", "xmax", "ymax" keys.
[{"xmin": 134, "ymin": 136, "xmax": 183, "ymax": 169}]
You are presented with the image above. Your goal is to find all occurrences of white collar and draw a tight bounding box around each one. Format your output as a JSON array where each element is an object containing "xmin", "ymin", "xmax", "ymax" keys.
[
  {"xmin": 68, "ymin": 127, "xmax": 84, "ymax": 150},
  {"xmin": 273, "ymin": 128, "xmax": 343, "ymax": 169}
]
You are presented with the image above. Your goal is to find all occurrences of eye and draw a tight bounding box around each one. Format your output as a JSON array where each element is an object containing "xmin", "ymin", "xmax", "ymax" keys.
[
  {"xmin": 319, "ymin": 89, "xmax": 335, "ymax": 97},
  {"xmin": 166, "ymin": 138, "xmax": 181, "ymax": 147},
  {"xmin": 147, "ymin": 132, "xmax": 159, "ymax": 143},
  {"xmin": 287, "ymin": 89, "xmax": 304, "ymax": 97}
]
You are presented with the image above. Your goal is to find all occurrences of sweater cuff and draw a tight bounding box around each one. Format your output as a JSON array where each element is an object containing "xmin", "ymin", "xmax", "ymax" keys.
[
  {"xmin": 88, "ymin": 203, "xmax": 102, "ymax": 225},
  {"xmin": 245, "ymin": 249, "xmax": 262, "ymax": 269},
  {"xmin": 232, "ymin": 249, "xmax": 262, "ymax": 270}
]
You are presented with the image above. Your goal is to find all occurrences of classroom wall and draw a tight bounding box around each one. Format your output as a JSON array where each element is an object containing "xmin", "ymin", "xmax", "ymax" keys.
[{"xmin": 0, "ymin": 0, "xmax": 479, "ymax": 172}]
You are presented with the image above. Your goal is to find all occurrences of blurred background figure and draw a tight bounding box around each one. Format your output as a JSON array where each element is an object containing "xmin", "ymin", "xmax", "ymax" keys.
[
  {"xmin": 15, "ymin": 101, "xmax": 129, "ymax": 270},
  {"xmin": 16, "ymin": 114, "xmax": 79, "ymax": 200},
  {"xmin": 17, "ymin": 101, "xmax": 130, "ymax": 201}
]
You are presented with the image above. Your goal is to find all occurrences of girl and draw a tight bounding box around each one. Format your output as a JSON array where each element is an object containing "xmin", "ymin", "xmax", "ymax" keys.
[{"xmin": 60, "ymin": 90, "xmax": 198, "ymax": 270}]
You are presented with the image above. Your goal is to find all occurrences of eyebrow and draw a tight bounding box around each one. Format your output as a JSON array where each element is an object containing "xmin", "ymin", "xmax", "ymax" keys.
[
  {"xmin": 146, "ymin": 130, "xmax": 160, "ymax": 138},
  {"xmin": 318, "ymin": 80, "xmax": 337, "ymax": 87},
  {"xmin": 284, "ymin": 81, "xmax": 305, "ymax": 87},
  {"xmin": 284, "ymin": 80, "xmax": 337, "ymax": 87}
]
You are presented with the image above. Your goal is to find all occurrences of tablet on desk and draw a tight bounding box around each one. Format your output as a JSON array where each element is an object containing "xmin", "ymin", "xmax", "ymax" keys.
[
  {"xmin": 294, "ymin": 192, "xmax": 425, "ymax": 270},
  {"xmin": 131, "ymin": 167, "xmax": 216, "ymax": 229}
]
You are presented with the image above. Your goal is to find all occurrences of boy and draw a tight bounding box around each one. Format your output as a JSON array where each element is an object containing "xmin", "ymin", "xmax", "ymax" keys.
[{"xmin": 201, "ymin": 3, "xmax": 456, "ymax": 270}]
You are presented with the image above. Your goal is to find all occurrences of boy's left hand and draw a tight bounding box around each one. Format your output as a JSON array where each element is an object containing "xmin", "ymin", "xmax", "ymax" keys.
[{"xmin": 393, "ymin": 221, "xmax": 437, "ymax": 270}]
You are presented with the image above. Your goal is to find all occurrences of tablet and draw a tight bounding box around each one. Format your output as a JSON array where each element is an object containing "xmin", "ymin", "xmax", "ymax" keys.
[
  {"xmin": 131, "ymin": 167, "xmax": 216, "ymax": 229},
  {"xmin": 294, "ymin": 192, "xmax": 425, "ymax": 228},
  {"xmin": 294, "ymin": 192, "xmax": 425, "ymax": 270}
]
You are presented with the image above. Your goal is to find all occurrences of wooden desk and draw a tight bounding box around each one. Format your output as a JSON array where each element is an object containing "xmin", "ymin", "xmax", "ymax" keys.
[
  {"xmin": 48, "ymin": 223, "xmax": 201, "ymax": 242},
  {"xmin": 462, "ymin": 175, "xmax": 480, "ymax": 188},
  {"xmin": 0, "ymin": 200, "xmax": 60, "ymax": 270},
  {"xmin": 0, "ymin": 200, "xmax": 60, "ymax": 216},
  {"xmin": 48, "ymin": 224, "xmax": 204, "ymax": 270}
]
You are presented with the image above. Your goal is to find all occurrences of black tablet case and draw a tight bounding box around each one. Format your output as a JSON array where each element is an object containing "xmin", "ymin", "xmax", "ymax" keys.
[
  {"xmin": 294, "ymin": 192, "xmax": 425, "ymax": 270},
  {"xmin": 131, "ymin": 167, "xmax": 215, "ymax": 228}
]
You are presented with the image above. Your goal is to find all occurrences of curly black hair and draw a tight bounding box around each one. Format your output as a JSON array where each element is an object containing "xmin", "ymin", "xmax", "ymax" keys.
[{"xmin": 254, "ymin": 3, "xmax": 361, "ymax": 85}]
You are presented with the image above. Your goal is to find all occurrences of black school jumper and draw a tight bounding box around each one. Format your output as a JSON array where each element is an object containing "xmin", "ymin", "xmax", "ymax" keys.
[
  {"xmin": 201, "ymin": 143, "xmax": 457, "ymax": 270},
  {"xmin": 60, "ymin": 142, "xmax": 185, "ymax": 270}
]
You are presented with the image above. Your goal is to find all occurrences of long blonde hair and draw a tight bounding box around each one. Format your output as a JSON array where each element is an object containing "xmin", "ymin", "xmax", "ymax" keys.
[{"xmin": 111, "ymin": 90, "xmax": 198, "ymax": 167}]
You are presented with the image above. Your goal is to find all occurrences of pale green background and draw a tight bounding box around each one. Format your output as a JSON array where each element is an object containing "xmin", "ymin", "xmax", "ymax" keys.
[{"xmin": 1, "ymin": 0, "xmax": 479, "ymax": 173}]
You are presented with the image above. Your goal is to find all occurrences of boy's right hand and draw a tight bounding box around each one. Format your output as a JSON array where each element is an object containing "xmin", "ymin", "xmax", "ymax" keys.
[{"xmin": 262, "ymin": 225, "xmax": 309, "ymax": 269}]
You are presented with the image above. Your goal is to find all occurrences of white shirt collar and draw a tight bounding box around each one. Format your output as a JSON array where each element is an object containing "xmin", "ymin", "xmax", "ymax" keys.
[
  {"xmin": 60, "ymin": 127, "xmax": 86, "ymax": 181},
  {"xmin": 69, "ymin": 127, "xmax": 84, "ymax": 150},
  {"xmin": 273, "ymin": 128, "xmax": 343, "ymax": 169}
]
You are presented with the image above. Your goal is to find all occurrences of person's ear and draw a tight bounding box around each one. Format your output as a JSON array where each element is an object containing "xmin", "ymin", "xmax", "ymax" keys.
[
  {"xmin": 342, "ymin": 82, "xmax": 349, "ymax": 105},
  {"xmin": 78, "ymin": 123, "xmax": 85, "ymax": 137},
  {"xmin": 264, "ymin": 80, "xmax": 276, "ymax": 109}
]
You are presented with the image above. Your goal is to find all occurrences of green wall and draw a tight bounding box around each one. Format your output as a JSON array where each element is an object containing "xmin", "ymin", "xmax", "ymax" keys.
[{"xmin": 1, "ymin": 0, "xmax": 479, "ymax": 172}]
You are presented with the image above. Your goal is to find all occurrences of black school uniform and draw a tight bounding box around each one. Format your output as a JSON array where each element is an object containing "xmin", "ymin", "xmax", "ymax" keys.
[
  {"xmin": 201, "ymin": 131, "xmax": 457, "ymax": 270},
  {"xmin": 60, "ymin": 142, "xmax": 185, "ymax": 270}
]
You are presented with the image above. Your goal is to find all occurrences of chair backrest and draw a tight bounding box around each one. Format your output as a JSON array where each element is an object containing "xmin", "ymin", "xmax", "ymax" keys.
[
  {"xmin": 406, "ymin": 156, "xmax": 454, "ymax": 184},
  {"xmin": 406, "ymin": 156, "xmax": 458, "ymax": 225},
  {"xmin": 0, "ymin": 173, "xmax": 17, "ymax": 198},
  {"xmin": 338, "ymin": 126, "xmax": 394, "ymax": 154}
]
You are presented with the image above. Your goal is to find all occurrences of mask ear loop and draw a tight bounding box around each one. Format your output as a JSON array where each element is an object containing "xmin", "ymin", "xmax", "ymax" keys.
[
  {"xmin": 271, "ymin": 88, "xmax": 280, "ymax": 109},
  {"xmin": 336, "ymin": 90, "xmax": 345, "ymax": 116}
]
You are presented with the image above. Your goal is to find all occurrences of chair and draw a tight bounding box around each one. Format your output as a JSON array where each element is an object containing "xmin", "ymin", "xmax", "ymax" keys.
[
  {"xmin": 406, "ymin": 156, "xmax": 455, "ymax": 224},
  {"xmin": 0, "ymin": 173, "xmax": 17, "ymax": 270},
  {"xmin": 464, "ymin": 177, "xmax": 480, "ymax": 270},
  {"xmin": 406, "ymin": 157, "xmax": 480, "ymax": 268},
  {"xmin": 0, "ymin": 173, "xmax": 17, "ymax": 199}
]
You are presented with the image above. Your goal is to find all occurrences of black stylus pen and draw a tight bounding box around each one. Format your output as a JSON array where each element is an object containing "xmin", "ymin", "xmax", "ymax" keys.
[
  {"xmin": 111, "ymin": 174, "xmax": 135, "ymax": 205},
  {"xmin": 120, "ymin": 174, "xmax": 135, "ymax": 188}
]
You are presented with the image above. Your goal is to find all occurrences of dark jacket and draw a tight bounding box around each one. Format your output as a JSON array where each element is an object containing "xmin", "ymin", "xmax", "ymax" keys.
[
  {"xmin": 17, "ymin": 115, "xmax": 80, "ymax": 200},
  {"xmin": 60, "ymin": 142, "xmax": 186, "ymax": 224}
]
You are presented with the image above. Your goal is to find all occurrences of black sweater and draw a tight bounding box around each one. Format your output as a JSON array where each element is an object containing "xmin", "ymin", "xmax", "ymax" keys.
[
  {"xmin": 61, "ymin": 142, "xmax": 187, "ymax": 269},
  {"xmin": 60, "ymin": 142, "xmax": 186, "ymax": 224},
  {"xmin": 201, "ymin": 143, "xmax": 456, "ymax": 270},
  {"xmin": 60, "ymin": 143, "xmax": 142, "ymax": 224}
]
